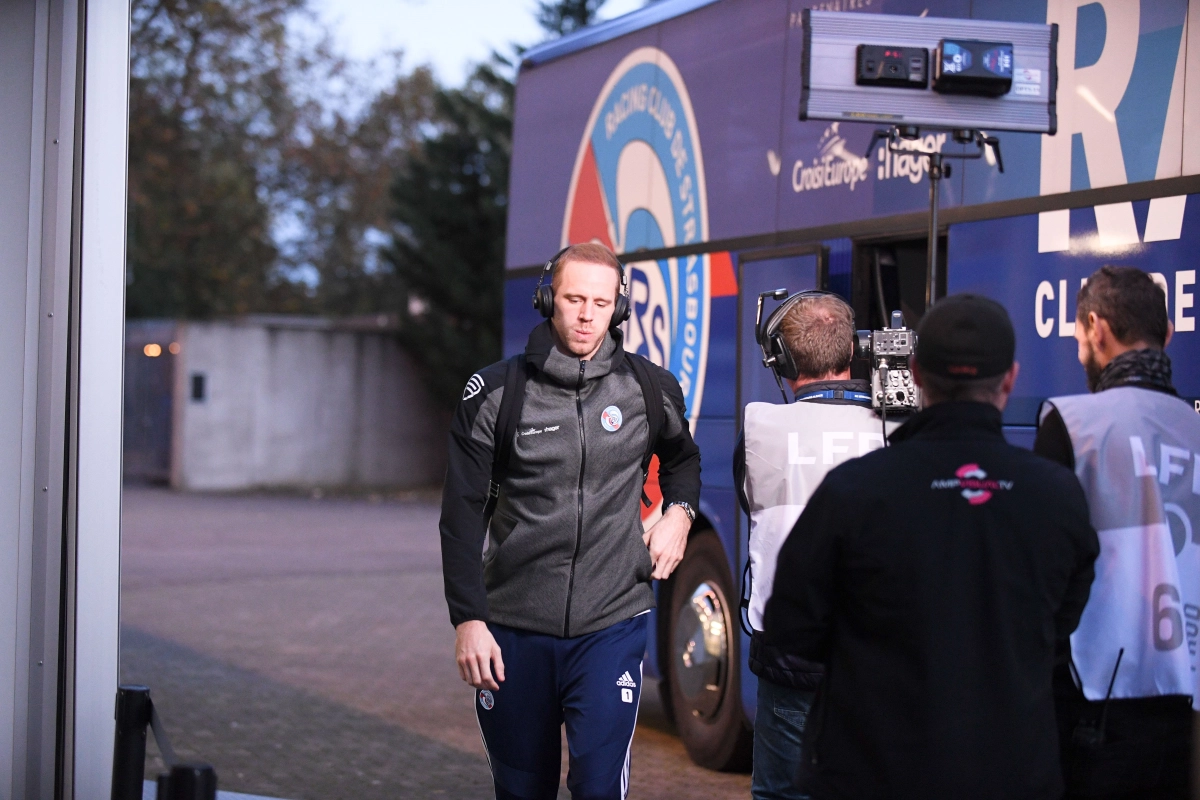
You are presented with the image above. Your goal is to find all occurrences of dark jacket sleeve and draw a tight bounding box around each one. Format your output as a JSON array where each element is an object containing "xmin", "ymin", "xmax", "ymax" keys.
[
  {"xmin": 439, "ymin": 364, "xmax": 504, "ymax": 628},
  {"xmin": 654, "ymin": 367, "xmax": 701, "ymax": 511},
  {"xmin": 762, "ymin": 475, "xmax": 847, "ymax": 663},
  {"xmin": 1053, "ymin": 475, "xmax": 1100, "ymax": 654},
  {"xmin": 733, "ymin": 432, "xmax": 749, "ymax": 516},
  {"xmin": 1034, "ymin": 406, "xmax": 1075, "ymax": 470}
]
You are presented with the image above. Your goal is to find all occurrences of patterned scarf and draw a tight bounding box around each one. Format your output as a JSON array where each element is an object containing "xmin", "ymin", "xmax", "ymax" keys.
[{"xmin": 1095, "ymin": 348, "xmax": 1175, "ymax": 395}]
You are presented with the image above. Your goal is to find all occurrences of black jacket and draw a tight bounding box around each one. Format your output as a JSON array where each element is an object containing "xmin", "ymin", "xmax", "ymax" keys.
[
  {"xmin": 763, "ymin": 402, "xmax": 1099, "ymax": 800},
  {"xmin": 440, "ymin": 323, "xmax": 701, "ymax": 637},
  {"xmin": 734, "ymin": 378, "xmax": 872, "ymax": 691}
]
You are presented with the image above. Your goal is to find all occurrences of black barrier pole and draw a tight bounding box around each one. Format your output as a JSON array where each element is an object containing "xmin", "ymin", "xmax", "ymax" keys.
[
  {"xmin": 112, "ymin": 685, "xmax": 152, "ymax": 800},
  {"xmin": 158, "ymin": 764, "xmax": 218, "ymax": 800},
  {"xmin": 926, "ymin": 150, "xmax": 944, "ymax": 311}
]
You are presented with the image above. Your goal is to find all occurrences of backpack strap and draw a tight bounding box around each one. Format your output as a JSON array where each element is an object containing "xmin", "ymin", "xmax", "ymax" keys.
[
  {"xmin": 485, "ymin": 354, "xmax": 528, "ymax": 522},
  {"xmin": 627, "ymin": 354, "xmax": 665, "ymax": 507}
]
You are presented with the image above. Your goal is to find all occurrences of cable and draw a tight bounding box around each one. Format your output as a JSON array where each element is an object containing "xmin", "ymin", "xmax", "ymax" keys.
[
  {"xmin": 773, "ymin": 370, "xmax": 791, "ymax": 404},
  {"xmin": 878, "ymin": 359, "xmax": 889, "ymax": 447},
  {"xmin": 881, "ymin": 393, "xmax": 888, "ymax": 447},
  {"xmin": 739, "ymin": 558, "xmax": 754, "ymax": 637}
]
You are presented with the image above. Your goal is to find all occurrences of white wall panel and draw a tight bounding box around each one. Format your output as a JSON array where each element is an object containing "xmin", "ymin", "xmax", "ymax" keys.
[
  {"xmin": 73, "ymin": 0, "xmax": 130, "ymax": 796},
  {"xmin": 0, "ymin": 2, "xmax": 40, "ymax": 793}
]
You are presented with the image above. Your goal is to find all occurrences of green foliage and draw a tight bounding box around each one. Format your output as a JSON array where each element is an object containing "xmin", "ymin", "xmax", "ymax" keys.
[
  {"xmin": 127, "ymin": 0, "xmax": 309, "ymax": 317},
  {"xmin": 127, "ymin": 0, "xmax": 630, "ymax": 410},
  {"xmin": 386, "ymin": 60, "xmax": 514, "ymax": 411},
  {"xmin": 286, "ymin": 61, "xmax": 441, "ymax": 317},
  {"xmin": 126, "ymin": 0, "xmax": 439, "ymax": 319},
  {"xmin": 536, "ymin": 0, "xmax": 608, "ymax": 35}
]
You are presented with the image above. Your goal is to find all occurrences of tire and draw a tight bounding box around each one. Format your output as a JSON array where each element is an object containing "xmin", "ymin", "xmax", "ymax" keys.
[{"xmin": 664, "ymin": 531, "xmax": 753, "ymax": 771}]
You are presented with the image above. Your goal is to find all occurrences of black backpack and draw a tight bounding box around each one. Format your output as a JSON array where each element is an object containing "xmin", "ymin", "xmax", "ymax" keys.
[{"xmin": 484, "ymin": 353, "xmax": 665, "ymax": 521}]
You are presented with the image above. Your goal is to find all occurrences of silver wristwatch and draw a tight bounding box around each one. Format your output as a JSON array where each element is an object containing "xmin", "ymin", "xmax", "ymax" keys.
[{"xmin": 666, "ymin": 501, "xmax": 696, "ymax": 523}]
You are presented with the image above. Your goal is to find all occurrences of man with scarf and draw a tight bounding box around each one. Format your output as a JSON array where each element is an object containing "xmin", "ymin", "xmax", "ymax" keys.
[{"xmin": 1036, "ymin": 265, "xmax": 1198, "ymax": 800}]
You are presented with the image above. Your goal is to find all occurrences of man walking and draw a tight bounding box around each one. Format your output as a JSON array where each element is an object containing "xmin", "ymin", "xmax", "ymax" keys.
[
  {"xmin": 440, "ymin": 242, "xmax": 700, "ymax": 800},
  {"xmin": 735, "ymin": 291, "xmax": 893, "ymax": 800},
  {"xmin": 1036, "ymin": 265, "xmax": 1197, "ymax": 799},
  {"xmin": 764, "ymin": 294, "xmax": 1099, "ymax": 800}
]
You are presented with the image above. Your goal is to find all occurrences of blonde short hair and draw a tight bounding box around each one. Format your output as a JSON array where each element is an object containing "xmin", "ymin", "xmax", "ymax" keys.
[
  {"xmin": 550, "ymin": 242, "xmax": 623, "ymax": 292},
  {"xmin": 778, "ymin": 294, "xmax": 855, "ymax": 379}
]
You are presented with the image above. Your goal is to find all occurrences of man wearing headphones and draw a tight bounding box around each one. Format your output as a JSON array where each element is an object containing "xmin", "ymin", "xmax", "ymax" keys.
[
  {"xmin": 734, "ymin": 291, "xmax": 893, "ymax": 800},
  {"xmin": 440, "ymin": 242, "xmax": 700, "ymax": 800}
]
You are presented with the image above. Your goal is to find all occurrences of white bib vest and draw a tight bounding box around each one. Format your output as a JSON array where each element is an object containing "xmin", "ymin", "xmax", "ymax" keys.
[
  {"xmin": 742, "ymin": 401, "xmax": 897, "ymax": 630},
  {"xmin": 1043, "ymin": 387, "xmax": 1200, "ymax": 708}
]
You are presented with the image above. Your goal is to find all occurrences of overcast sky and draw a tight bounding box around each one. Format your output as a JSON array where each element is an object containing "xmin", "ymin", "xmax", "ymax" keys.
[{"xmin": 309, "ymin": 0, "xmax": 645, "ymax": 86}]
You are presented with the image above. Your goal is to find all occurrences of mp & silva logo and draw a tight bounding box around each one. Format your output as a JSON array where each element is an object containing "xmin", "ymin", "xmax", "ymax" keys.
[
  {"xmin": 931, "ymin": 463, "xmax": 1014, "ymax": 506},
  {"xmin": 562, "ymin": 47, "xmax": 710, "ymax": 426}
]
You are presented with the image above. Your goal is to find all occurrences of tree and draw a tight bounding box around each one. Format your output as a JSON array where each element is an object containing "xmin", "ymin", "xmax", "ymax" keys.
[
  {"xmin": 126, "ymin": 0, "xmax": 312, "ymax": 318},
  {"xmin": 536, "ymin": 0, "xmax": 608, "ymax": 36},
  {"xmin": 383, "ymin": 0, "xmax": 628, "ymax": 411},
  {"xmin": 283, "ymin": 56, "xmax": 441, "ymax": 317},
  {"xmin": 126, "ymin": 0, "xmax": 441, "ymax": 320},
  {"xmin": 385, "ymin": 59, "xmax": 513, "ymax": 411}
]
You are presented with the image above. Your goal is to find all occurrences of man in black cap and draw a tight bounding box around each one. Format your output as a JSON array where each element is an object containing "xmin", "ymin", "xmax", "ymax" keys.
[{"xmin": 762, "ymin": 294, "xmax": 1100, "ymax": 800}]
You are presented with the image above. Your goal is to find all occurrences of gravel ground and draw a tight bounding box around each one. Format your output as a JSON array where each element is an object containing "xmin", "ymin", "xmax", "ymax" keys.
[{"xmin": 121, "ymin": 486, "xmax": 751, "ymax": 799}]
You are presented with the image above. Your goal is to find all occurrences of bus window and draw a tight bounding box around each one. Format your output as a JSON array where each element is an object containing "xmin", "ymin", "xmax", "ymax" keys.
[{"xmin": 737, "ymin": 249, "xmax": 825, "ymax": 411}]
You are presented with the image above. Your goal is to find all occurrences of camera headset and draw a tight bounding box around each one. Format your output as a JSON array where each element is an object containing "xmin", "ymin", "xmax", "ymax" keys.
[
  {"xmin": 755, "ymin": 288, "xmax": 842, "ymax": 403},
  {"xmin": 532, "ymin": 245, "xmax": 631, "ymax": 329}
]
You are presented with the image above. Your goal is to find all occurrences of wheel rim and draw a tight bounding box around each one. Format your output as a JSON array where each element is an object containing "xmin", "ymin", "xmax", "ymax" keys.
[{"xmin": 672, "ymin": 580, "xmax": 730, "ymax": 719}]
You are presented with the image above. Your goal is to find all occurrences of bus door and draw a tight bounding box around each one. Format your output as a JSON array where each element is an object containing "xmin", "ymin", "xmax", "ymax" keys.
[{"xmin": 852, "ymin": 235, "xmax": 948, "ymax": 330}]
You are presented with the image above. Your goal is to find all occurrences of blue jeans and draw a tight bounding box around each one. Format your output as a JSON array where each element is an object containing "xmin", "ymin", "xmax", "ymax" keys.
[{"xmin": 752, "ymin": 678, "xmax": 814, "ymax": 800}]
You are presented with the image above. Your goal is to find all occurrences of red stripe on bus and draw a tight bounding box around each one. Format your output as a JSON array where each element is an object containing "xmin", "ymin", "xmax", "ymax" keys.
[{"xmin": 709, "ymin": 251, "xmax": 737, "ymax": 297}]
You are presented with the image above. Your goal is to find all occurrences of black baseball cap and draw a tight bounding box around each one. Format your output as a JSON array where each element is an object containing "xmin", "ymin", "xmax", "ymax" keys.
[{"xmin": 916, "ymin": 294, "xmax": 1015, "ymax": 379}]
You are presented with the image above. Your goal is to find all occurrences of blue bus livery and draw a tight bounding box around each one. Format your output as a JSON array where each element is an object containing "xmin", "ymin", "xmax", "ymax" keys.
[{"xmin": 504, "ymin": 0, "xmax": 1200, "ymax": 770}]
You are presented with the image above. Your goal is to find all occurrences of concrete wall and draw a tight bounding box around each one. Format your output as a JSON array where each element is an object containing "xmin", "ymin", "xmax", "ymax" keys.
[{"xmin": 171, "ymin": 318, "xmax": 446, "ymax": 491}]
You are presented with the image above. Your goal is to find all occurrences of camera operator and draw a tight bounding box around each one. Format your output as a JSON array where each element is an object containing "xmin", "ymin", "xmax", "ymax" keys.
[
  {"xmin": 1035, "ymin": 265, "xmax": 1197, "ymax": 800},
  {"xmin": 734, "ymin": 291, "xmax": 892, "ymax": 800},
  {"xmin": 763, "ymin": 294, "xmax": 1099, "ymax": 800}
]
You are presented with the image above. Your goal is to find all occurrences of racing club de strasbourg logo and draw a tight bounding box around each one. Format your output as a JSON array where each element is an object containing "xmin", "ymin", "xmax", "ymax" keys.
[{"xmin": 563, "ymin": 47, "xmax": 710, "ymax": 428}]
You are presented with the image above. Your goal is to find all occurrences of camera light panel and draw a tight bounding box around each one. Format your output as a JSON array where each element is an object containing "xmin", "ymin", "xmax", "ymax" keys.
[{"xmin": 801, "ymin": 11, "xmax": 1057, "ymax": 134}]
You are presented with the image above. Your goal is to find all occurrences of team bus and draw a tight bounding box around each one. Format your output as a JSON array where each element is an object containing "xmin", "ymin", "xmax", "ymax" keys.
[{"xmin": 503, "ymin": 0, "xmax": 1200, "ymax": 771}]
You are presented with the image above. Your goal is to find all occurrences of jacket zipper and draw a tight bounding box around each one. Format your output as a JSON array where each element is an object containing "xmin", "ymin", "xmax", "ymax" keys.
[{"xmin": 563, "ymin": 360, "xmax": 586, "ymax": 637}]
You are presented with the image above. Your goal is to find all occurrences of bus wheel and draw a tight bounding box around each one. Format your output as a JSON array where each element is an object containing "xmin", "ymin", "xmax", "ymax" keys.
[{"xmin": 665, "ymin": 531, "xmax": 753, "ymax": 771}]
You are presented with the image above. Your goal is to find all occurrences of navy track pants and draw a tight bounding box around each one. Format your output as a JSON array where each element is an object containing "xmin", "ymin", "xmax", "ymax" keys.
[{"xmin": 475, "ymin": 614, "xmax": 648, "ymax": 800}]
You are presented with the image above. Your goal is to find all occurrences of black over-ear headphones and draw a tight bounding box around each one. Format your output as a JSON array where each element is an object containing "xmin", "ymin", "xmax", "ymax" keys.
[
  {"xmin": 756, "ymin": 289, "xmax": 845, "ymax": 397},
  {"xmin": 532, "ymin": 246, "xmax": 631, "ymax": 329}
]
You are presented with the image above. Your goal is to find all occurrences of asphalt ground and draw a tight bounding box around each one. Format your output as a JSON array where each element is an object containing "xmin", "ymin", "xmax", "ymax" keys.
[{"xmin": 120, "ymin": 487, "xmax": 752, "ymax": 799}]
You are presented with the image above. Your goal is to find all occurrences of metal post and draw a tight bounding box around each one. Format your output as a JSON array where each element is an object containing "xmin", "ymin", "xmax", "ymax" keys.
[
  {"xmin": 111, "ymin": 685, "xmax": 152, "ymax": 800},
  {"xmin": 926, "ymin": 151, "xmax": 943, "ymax": 311},
  {"xmin": 158, "ymin": 764, "xmax": 218, "ymax": 800}
]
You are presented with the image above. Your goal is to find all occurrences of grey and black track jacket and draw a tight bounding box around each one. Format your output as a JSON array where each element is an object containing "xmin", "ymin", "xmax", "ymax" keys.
[{"xmin": 440, "ymin": 321, "xmax": 701, "ymax": 638}]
